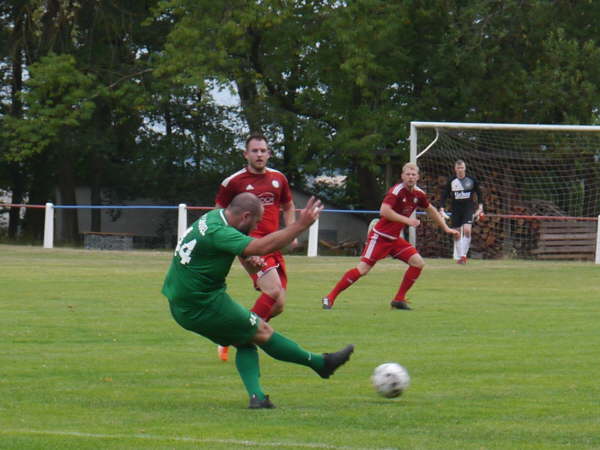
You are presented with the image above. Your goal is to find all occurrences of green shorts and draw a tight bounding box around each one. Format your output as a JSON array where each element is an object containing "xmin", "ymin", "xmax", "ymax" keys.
[{"xmin": 168, "ymin": 291, "xmax": 259, "ymax": 346}]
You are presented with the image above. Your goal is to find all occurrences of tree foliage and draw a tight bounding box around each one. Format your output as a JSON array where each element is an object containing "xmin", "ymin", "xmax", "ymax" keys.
[{"xmin": 2, "ymin": 0, "xmax": 600, "ymax": 240}]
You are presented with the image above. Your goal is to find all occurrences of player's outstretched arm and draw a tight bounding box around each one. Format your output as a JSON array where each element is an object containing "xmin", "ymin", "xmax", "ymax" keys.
[
  {"xmin": 243, "ymin": 197, "xmax": 323, "ymax": 256},
  {"xmin": 425, "ymin": 204, "xmax": 459, "ymax": 236}
]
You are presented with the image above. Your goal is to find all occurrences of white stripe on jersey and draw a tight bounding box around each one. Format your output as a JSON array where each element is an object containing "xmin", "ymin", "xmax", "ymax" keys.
[
  {"xmin": 391, "ymin": 183, "xmax": 426, "ymax": 196},
  {"xmin": 265, "ymin": 167, "xmax": 284, "ymax": 175},
  {"xmin": 221, "ymin": 168, "xmax": 246, "ymax": 187},
  {"xmin": 391, "ymin": 183, "xmax": 404, "ymax": 195},
  {"xmin": 220, "ymin": 167, "xmax": 285, "ymax": 187}
]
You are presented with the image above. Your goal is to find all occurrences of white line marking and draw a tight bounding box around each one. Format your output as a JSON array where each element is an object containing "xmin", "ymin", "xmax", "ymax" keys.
[{"xmin": 1, "ymin": 429, "xmax": 396, "ymax": 449}]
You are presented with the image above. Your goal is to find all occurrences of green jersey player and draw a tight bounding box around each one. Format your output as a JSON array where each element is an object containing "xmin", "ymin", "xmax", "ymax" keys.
[{"xmin": 162, "ymin": 192, "xmax": 354, "ymax": 409}]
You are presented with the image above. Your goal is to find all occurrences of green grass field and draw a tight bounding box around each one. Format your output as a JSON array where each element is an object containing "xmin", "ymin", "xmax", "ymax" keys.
[{"xmin": 1, "ymin": 244, "xmax": 599, "ymax": 449}]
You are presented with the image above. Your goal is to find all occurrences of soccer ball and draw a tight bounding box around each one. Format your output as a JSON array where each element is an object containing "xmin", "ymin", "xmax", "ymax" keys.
[{"xmin": 372, "ymin": 363, "xmax": 410, "ymax": 398}]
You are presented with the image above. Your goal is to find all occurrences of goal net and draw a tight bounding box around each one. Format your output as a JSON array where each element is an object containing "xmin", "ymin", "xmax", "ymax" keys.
[{"xmin": 410, "ymin": 122, "xmax": 600, "ymax": 261}]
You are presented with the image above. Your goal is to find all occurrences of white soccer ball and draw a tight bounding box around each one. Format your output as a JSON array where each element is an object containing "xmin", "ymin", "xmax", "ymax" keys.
[{"xmin": 372, "ymin": 363, "xmax": 410, "ymax": 398}]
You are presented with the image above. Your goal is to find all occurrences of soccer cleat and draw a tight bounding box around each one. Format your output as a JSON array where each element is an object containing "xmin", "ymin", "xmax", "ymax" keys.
[
  {"xmin": 316, "ymin": 344, "xmax": 354, "ymax": 379},
  {"xmin": 217, "ymin": 345, "xmax": 229, "ymax": 362},
  {"xmin": 248, "ymin": 394, "xmax": 276, "ymax": 409},
  {"xmin": 456, "ymin": 256, "xmax": 467, "ymax": 265},
  {"xmin": 390, "ymin": 300, "xmax": 412, "ymax": 310},
  {"xmin": 322, "ymin": 297, "xmax": 332, "ymax": 310}
]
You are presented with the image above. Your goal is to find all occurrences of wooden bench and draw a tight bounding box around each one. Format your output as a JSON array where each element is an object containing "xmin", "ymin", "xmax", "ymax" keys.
[
  {"xmin": 319, "ymin": 239, "xmax": 362, "ymax": 256},
  {"xmin": 82, "ymin": 231, "xmax": 135, "ymax": 251},
  {"xmin": 531, "ymin": 220, "xmax": 597, "ymax": 260}
]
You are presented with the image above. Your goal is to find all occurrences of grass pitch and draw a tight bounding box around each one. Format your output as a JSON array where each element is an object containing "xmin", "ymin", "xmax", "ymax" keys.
[{"xmin": 1, "ymin": 244, "xmax": 599, "ymax": 449}]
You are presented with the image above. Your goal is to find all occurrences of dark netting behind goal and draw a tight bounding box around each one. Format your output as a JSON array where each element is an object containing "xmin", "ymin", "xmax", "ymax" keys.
[{"xmin": 412, "ymin": 123, "xmax": 600, "ymax": 260}]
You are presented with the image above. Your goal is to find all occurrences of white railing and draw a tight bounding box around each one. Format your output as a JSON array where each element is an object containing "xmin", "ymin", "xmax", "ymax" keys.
[{"xmin": 7, "ymin": 202, "xmax": 599, "ymax": 264}]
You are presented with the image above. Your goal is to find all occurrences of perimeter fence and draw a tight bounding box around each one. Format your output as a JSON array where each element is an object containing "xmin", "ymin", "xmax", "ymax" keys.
[{"xmin": 1, "ymin": 203, "xmax": 598, "ymax": 263}]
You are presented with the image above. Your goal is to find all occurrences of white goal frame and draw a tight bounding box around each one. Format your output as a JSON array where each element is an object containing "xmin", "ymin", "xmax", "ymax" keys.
[{"xmin": 409, "ymin": 121, "xmax": 600, "ymax": 264}]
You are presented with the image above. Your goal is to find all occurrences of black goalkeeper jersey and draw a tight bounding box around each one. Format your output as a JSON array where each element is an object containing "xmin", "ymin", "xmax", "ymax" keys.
[{"xmin": 440, "ymin": 176, "xmax": 482, "ymax": 211}]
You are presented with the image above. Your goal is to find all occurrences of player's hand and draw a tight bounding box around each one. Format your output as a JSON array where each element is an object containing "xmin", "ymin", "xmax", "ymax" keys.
[
  {"xmin": 440, "ymin": 209, "xmax": 450, "ymax": 220},
  {"xmin": 446, "ymin": 227, "xmax": 460, "ymax": 237},
  {"xmin": 243, "ymin": 256, "xmax": 266, "ymax": 273},
  {"xmin": 289, "ymin": 238, "xmax": 299, "ymax": 250},
  {"xmin": 474, "ymin": 209, "xmax": 484, "ymax": 222},
  {"xmin": 298, "ymin": 196, "xmax": 323, "ymax": 228},
  {"xmin": 406, "ymin": 217, "xmax": 420, "ymax": 227}
]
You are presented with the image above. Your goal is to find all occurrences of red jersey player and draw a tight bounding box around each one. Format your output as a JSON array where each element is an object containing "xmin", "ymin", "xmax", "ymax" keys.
[
  {"xmin": 214, "ymin": 133, "xmax": 297, "ymax": 360},
  {"xmin": 322, "ymin": 162, "xmax": 459, "ymax": 310}
]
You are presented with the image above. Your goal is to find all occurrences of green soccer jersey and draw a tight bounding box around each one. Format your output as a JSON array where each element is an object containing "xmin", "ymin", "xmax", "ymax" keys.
[{"xmin": 162, "ymin": 209, "xmax": 253, "ymax": 305}]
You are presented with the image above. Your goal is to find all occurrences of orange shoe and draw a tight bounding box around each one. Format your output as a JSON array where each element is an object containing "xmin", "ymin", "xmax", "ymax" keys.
[
  {"xmin": 218, "ymin": 345, "xmax": 229, "ymax": 362},
  {"xmin": 456, "ymin": 256, "xmax": 467, "ymax": 265}
]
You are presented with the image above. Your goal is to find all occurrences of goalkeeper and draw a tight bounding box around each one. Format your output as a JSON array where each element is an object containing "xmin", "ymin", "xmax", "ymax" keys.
[{"xmin": 439, "ymin": 160, "xmax": 484, "ymax": 264}]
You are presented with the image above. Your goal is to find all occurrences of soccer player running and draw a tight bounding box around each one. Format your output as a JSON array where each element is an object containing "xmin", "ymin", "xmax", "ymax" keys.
[
  {"xmin": 322, "ymin": 162, "xmax": 459, "ymax": 311},
  {"xmin": 439, "ymin": 160, "xmax": 484, "ymax": 264},
  {"xmin": 214, "ymin": 133, "xmax": 296, "ymax": 362},
  {"xmin": 162, "ymin": 193, "xmax": 354, "ymax": 409}
]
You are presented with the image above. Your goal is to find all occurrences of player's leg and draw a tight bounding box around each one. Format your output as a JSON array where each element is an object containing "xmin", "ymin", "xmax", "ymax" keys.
[
  {"xmin": 460, "ymin": 222, "xmax": 473, "ymax": 263},
  {"xmin": 252, "ymin": 253, "xmax": 287, "ymax": 320},
  {"xmin": 322, "ymin": 232, "xmax": 388, "ymax": 309},
  {"xmin": 169, "ymin": 292, "xmax": 272, "ymax": 407},
  {"xmin": 453, "ymin": 228, "xmax": 461, "ymax": 261},
  {"xmin": 451, "ymin": 210, "xmax": 463, "ymax": 262},
  {"xmin": 235, "ymin": 344, "xmax": 271, "ymax": 408},
  {"xmin": 457, "ymin": 203, "xmax": 474, "ymax": 263},
  {"xmin": 219, "ymin": 253, "xmax": 286, "ymax": 362},
  {"xmin": 322, "ymin": 260, "xmax": 372, "ymax": 309},
  {"xmin": 252, "ymin": 320, "xmax": 354, "ymax": 380},
  {"xmin": 390, "ymin": 240, "xmax": 424, "ymax": 309}
]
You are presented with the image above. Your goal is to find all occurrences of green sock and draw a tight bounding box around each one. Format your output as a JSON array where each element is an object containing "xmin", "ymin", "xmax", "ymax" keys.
[
  {"xmin": 259, "ymin": 332, "xmax": 325, "ymax": 373},
  {"xmin": 235, "ymin": 345, "xmax": 265, "ymax": 400}
]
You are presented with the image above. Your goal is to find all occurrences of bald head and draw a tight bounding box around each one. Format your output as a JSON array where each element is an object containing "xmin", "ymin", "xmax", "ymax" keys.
[
  {"xmin": 226, "ymin": 192, "xmax": 264, "ymax": 234},
  {"xmin": 228, "ymin": 192, "xmax": 263, "ymax": 216}
]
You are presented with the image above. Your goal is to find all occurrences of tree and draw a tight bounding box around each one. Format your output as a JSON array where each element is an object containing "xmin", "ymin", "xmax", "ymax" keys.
[{"xmin": 156, "ymin": 0, "xmax": 600, "ymax": 209}]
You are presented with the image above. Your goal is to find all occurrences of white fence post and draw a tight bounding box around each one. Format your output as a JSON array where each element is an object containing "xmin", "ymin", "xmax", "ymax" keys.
[
  {"xmin": 177, "ymin": 204, "xmax": 187, "ymax": 243},
  {"xmin": 596, "ymin": 215, "xmax": 600, "ymax": 264},
  {"xmin": 43, "ymin": 202, "xmax": 54, "ymax": 249},
  {"xmin": 408, "ymin": 211, "xmax": 417, "ymax": 246},
  {"xmin": 307, "ymin": 217, "xmax": 319, "ymax": 257}
]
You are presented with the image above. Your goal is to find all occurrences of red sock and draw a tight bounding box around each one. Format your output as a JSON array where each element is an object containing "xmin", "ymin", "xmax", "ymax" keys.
[
  {"xmin": 251, "ymin": 293, "xmax": 277, "ymax": 321},
  {"xmin": 327, "ymin": 268, "xmax": 362, "ymax": 306},
  {"xmin": 394, "ymin": 266, "xmax": 422, "ymax": 301}
]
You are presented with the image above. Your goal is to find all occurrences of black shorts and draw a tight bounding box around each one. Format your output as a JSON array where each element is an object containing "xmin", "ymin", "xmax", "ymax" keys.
[{"xmin": 451, "ymin": 203, "xmax": 475, "ymax": 228}]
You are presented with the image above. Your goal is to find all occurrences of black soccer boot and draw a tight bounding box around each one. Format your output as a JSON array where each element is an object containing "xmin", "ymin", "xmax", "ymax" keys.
[
  {"xmin": 248, "ymin": 394, "xmax": 276, "ymax": 409},
  {"xmin": 390, "ymin": 300, "xmax": 412, "ymax": 310},
  {"xmin": 316, "ymin": 344, "xmax": 355, "ymax": 379}
]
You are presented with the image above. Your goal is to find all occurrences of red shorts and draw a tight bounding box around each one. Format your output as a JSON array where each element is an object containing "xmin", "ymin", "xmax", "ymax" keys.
[
  {"xmin": 249, "ymin": 250, "xmax": 287, "ymax": 290},
  {"xmin": 360, "ymin": 231, "xmax": 418, "ymax": 266}
]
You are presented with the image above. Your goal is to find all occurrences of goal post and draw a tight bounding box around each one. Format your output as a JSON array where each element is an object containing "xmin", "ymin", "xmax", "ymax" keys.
[{"xmin": 410, "ymin": 122, "xmax": 600, "ymax": 263}]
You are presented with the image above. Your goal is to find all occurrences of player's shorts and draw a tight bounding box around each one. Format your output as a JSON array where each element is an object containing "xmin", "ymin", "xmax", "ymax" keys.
[
  {"xmin": 249, "ymin": 250, "xmax": 288, "ymax": 290},
  {"xmin": 360, "ymin": 231, "xmax": 419, "ymax": 266},
  {"xmin": 168, "ymin": 291, "xmax": 259, "ymax": 346},
  {"xmin": 450, "ymin": 203, "xmax": 475, "ymax": 228}
]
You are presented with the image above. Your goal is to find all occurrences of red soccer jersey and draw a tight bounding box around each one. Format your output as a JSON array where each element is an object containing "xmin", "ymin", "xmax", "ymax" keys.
[
  {"xmin": 373, "ymin": 183, "xmax": 430, "ymax": 240},
  {"xmin": 215, "ymin": 168, "xmax": 293, "ymax": 237}
]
